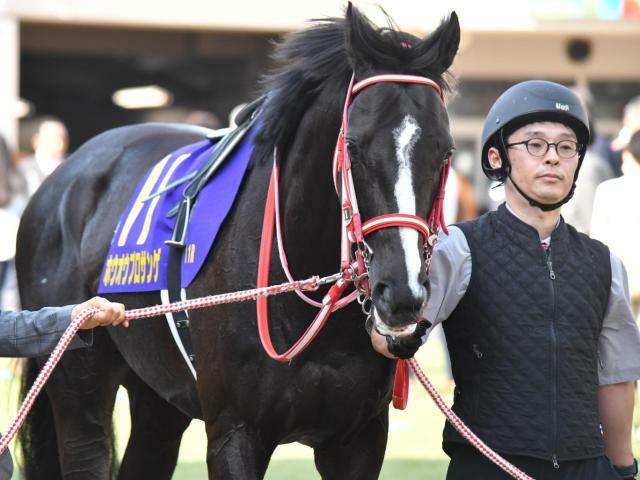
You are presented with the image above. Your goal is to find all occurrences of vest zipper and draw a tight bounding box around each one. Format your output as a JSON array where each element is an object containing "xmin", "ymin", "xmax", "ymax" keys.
[
  {"xmin": 547, "ymin": 256, "xmax": 556, "ymax": 280},
  {"xmin": 545, "ymin": 247, "xmax": 559, "ymax": 469}
]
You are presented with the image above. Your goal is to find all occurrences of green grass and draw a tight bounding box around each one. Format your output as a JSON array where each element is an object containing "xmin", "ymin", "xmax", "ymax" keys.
[
  {"xmin": 3, "ymin": 336, "xmax": 640, "ymax": 479},
  {"xmin": 173, "ymin": 459, "xmax": 450, "ymax": 480}
]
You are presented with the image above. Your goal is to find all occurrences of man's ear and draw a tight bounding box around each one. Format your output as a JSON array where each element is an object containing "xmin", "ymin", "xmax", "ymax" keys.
[{"xmin": 487, "ymin": 147, "xmax": 503, "ymax": 170}]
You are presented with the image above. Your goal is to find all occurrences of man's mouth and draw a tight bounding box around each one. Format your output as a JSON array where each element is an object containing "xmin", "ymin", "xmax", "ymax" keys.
[{"xmin": 538, "ymin": 173, "xmax": 562, "ymax": 181}]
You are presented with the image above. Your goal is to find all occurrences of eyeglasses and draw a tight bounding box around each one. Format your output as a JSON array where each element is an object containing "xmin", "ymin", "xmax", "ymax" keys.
[{"xmin": 506, "ymin": 138, "xmax": 582, "ymax": 159}]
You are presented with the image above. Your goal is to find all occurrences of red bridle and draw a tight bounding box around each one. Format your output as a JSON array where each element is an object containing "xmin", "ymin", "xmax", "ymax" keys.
[
  {"xmin": 334, "ymin": 74, "xmax": 449, "ymax": 294},
  {"xmin": 257, "ymin": 73, "xmax": 450, "ymax": 363}
]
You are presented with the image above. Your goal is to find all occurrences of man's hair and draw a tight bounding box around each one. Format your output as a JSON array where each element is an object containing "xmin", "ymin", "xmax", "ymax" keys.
[{"xmin": 626, "ymin": 130, "xmax": 640, "ymax": 163}]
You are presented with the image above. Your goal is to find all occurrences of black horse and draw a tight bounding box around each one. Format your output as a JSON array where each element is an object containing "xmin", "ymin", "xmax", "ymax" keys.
[{"xmin": 17, "ymin": 6, "xmax": 459, "ymax": 479}]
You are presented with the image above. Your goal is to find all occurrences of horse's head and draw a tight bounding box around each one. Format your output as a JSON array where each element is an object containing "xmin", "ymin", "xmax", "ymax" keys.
[{"xmin": 343, "ymin": 6, "xmax": 460, "ymax": 337}]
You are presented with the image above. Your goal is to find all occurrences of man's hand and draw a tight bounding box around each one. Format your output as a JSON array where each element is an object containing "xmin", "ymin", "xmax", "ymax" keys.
[
  {"xmin": 73, "ymin": 296, "xmax": 128, "ymax": 329},
  {"xmin": 385, "ymin": 320, "xmax": 430, "ymax": 359}
]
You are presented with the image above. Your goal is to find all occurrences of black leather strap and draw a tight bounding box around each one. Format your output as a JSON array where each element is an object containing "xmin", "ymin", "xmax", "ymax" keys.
[
  {"xmin": 167, "ymin": 105, "xmax": 261, "ymax": 218},
  {"xmin": 166, "ymin": 245, "xmax": 195, "ymax": 365},
  {"xmin": 161, "ymin": 102, "xmax": 265, "ymax": 366}
]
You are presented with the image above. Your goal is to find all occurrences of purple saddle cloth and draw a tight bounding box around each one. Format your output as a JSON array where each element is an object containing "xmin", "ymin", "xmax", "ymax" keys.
[{"xmin": 98, "ymin": 129, "xmax": 255, "ymax": 294}]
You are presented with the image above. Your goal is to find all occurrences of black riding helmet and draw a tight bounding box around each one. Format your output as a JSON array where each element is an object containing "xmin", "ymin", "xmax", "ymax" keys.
[{"xmin": 481, "ymin": 80, "xmax": 590, "ymax": 211}]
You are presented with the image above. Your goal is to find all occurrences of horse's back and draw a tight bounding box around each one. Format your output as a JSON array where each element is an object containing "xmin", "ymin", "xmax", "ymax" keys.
[{"xmin": 17, "ymin": 123, "xmax": 211, "ymax": 307}]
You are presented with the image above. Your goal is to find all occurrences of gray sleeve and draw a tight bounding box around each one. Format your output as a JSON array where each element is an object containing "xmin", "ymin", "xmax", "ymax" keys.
[
  {"xmin": 0, "ymin": 306, "xmax": 93, "ymax": 358},
  {"xmin": 598, "ymin": 252, "xmax": 640, "ymax": 385},
  {"xmin": 421, "ymin": 226, "xmax": 472, "ymax": 342}
]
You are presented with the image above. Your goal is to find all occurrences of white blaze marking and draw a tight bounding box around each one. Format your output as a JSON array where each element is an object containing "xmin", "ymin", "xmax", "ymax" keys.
[{"xmin": 393, "ymin": 115, "xmax": 423, "ymax": 300}]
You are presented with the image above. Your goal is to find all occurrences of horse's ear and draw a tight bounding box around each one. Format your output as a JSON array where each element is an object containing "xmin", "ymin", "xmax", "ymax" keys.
[
  {"xmin": 345, "ymin": 5, "xmax": 460, "ymax": 77},
  {"xmin": 426, "ymin": 12, "xmax": 460, "ymax": 74},
  {"xmin": 344, "ymin": 2, "xmax": 376, "ymax": 75}
]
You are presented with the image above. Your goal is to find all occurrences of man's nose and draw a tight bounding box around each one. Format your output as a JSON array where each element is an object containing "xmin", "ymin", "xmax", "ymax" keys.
[{"xmin": 544, "ymin": 145, "xmax": 560, "ymax": 164}]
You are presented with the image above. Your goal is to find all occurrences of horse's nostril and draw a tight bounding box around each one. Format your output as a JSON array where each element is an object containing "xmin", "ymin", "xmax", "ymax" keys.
[
  {"xmin": 419, "ymin": 270, "xmax": 428, "ymax": 287},
  {"xmin": 410, "ymin": 285, "xmax": 428, "ymax": 313},
  {"xmin": 373, "ymin": 282, "xmax": 392, "ymax": 306},
  {"xmin": 373, "ymin": 281, "xmax": 426, "ymax": 319}
]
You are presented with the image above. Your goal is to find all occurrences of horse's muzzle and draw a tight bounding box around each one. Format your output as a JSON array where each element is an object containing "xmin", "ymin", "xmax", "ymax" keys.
[{"xmin": 370, "ymin": 280, "xmax": 429, "ymax": 337}]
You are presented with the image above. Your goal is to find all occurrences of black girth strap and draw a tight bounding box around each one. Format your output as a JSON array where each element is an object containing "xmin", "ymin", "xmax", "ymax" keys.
[
  {"xmin": 165, "ymin": 192, "xmax": 196, "ymax": 365},
  {"xmin": 163, "ymin": 95, "xmax": 266, "ymax": 367},
  {"xmin": 167, "ymin": 245, "xmax": 195, "ymax": 364}
]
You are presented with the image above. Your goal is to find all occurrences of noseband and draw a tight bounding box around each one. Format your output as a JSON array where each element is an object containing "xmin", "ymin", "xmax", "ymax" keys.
[{"xmin": 257, "ymin": 73, "xmax": 450, "ymax": 362}]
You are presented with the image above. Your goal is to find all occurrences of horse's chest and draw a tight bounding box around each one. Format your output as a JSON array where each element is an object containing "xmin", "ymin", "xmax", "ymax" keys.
[{"xmin": 275, "ymin": 363, "xmax": 389, "ymax": 433}]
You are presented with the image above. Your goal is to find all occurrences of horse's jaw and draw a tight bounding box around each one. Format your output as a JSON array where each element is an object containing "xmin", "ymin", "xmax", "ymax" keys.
[{"xmin": 371, "ymin": 308, "xmax": 418, "ymax": 338}]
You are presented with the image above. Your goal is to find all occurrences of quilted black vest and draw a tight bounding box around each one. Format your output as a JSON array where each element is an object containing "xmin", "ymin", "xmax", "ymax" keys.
[{"xmin": 442, "ymin": 204, "xmax": 611, "ymax": 464}]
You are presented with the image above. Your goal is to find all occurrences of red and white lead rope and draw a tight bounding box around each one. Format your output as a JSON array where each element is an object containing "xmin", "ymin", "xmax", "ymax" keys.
[
  {"xmin": 0, "ymin": 276, "xmax": 320, "ymax": 456},
  {"xmin": 407, "ymin": 357, "xmax": 535, "ymax": 480}
]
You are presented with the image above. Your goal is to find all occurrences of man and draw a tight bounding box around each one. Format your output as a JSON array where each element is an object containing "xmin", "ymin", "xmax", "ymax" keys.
[
  {"xmin": 592, "ymin": 130, "xmax": 640, "ymax": 317},
  {"xmin": 0, "ymin": 136, "xmax": 26, "ymax": 311},
  {"xmin": 372, "ymin": 80, "xmax": 640, "ymax": 479},
  {"xmin": 19, "ymin": 117, "xmax": 69, "ymax": 197},
  {"xmin": 0, "ymin": 296, "xmax": 128, "ymax": 478},
  {"xmin": 560, "ymin": 86, "xmax": 614, "ymax": 234},
  {"xmin": 612, "ymin": 96, "xmax": 640, "ymax": 153}
]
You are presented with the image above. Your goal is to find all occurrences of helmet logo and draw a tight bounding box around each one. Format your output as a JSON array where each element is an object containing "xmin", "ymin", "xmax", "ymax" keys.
[{"xmin": 555, "ymin": 102, "xmax": 570, "ymax": 111}]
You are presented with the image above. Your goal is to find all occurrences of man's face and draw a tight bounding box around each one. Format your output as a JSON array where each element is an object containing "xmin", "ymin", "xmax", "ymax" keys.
[
  {"xmin": 503, "ymin": 121, "xmax": 579, "ymax": 205},
  {"xmin": 33, "ymin": 121, "xmax": 69, "ymax": 161}
]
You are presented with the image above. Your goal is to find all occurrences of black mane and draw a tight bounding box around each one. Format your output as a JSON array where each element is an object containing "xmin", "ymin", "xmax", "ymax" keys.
[{"xmin": 253, "ymin": 7, "xmax": 457, "ymax": 162}]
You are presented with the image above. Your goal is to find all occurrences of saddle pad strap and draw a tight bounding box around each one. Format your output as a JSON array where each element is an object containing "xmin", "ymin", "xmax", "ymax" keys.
[{"xmin": 167, "ymin": 245, "xmax": 196, "ymax": 368}]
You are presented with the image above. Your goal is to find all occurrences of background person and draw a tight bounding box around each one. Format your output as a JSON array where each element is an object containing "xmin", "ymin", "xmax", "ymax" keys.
[
  {"xmin": 0, "ymin": 136, "xmax": 27, "ymax": 310},
  {"xmin": 612, "ymin": 96, "xmax": 640, "ymax": 154},
  {"xmin": 561, "ymin": 86, "xmax": 615, "ymax": 234},
  {"xmin": 18, "ymin": 117, "xmax": 69, "ymax": 197},
  {"xmin": 591, "ymin": 130, "xmax": 640, "ymax": 317}
]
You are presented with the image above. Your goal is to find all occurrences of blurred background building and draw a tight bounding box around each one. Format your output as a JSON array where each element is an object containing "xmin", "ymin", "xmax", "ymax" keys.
[{"xmin": 1, "ymin": 0, "xmax": 640, "ymax": 210}]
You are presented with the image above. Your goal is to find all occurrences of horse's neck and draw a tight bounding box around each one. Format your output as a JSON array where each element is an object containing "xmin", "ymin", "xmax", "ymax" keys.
[{"xmin": 278, "ymin": 99, "xmax": 343, "ymax": 276}]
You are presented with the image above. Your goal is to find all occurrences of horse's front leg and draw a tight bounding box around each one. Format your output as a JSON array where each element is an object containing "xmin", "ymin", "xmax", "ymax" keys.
[
  {"xmin": 313, "ymin": 410, "xmax": 389, "ymax": 480},
  {"xmin": 205, "ymin": 411, "xmax": 275, "ymax": 479}
]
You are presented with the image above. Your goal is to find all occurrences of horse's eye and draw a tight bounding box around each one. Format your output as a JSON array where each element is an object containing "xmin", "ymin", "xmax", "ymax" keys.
[
  {"xmin": 346, "ymin": 139, "xmax": 359, "ymax": 158},
  {"xmin": 444, "ymin": 149, "xmax": 454, "ymax": 162}
]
